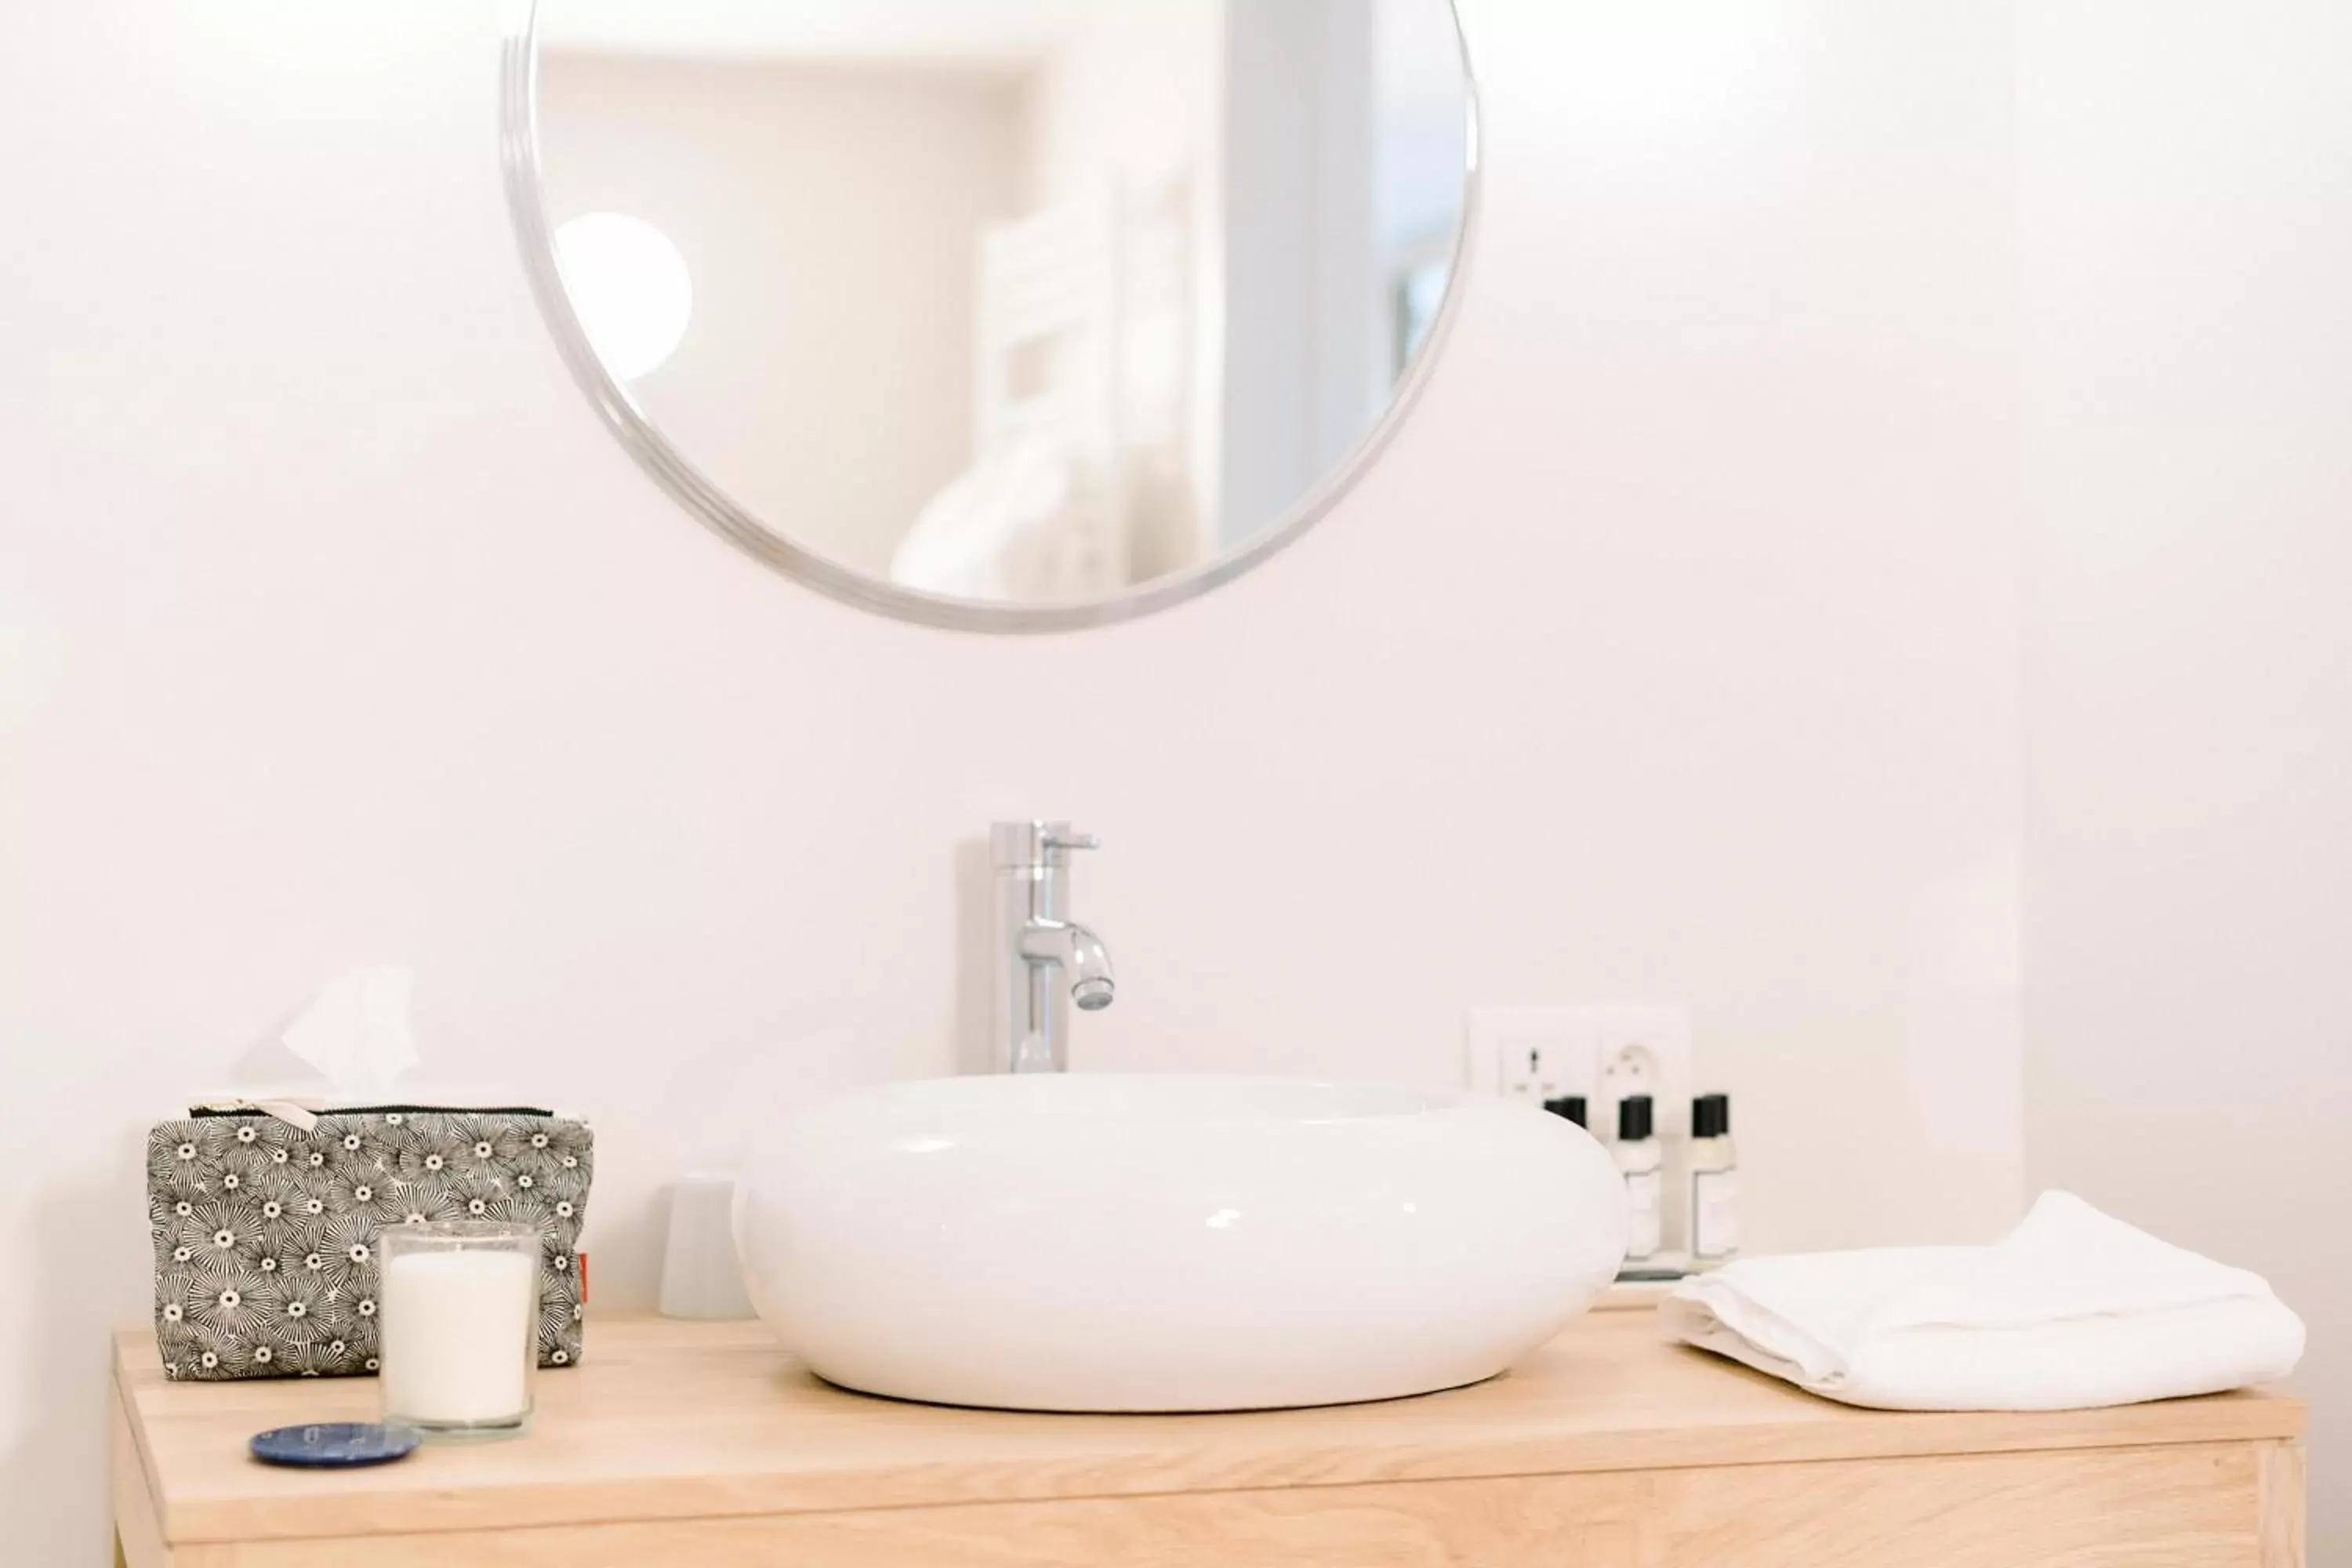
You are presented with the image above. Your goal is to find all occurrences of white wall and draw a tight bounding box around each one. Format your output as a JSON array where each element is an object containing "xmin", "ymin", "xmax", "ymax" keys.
[
  {"xmin": 0, "ymin": 1, "xmax": 2024, "ymax": 1561},
  {"xmin": 2018, "ymin": 0, "xmax": 2352, "ymax": 1554},
  {"xmin": 537, "ymin": 52, "xmax": 1024, "ymax": 577}
]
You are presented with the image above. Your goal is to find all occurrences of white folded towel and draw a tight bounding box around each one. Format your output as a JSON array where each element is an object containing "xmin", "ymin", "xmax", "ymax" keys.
[{"xmin": 1658, "ymin": 1191, "xmax": 2305, "ymax": 1411}]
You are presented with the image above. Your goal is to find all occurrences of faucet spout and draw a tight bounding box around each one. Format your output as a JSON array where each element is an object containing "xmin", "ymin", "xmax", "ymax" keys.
[
  {"xmin": 1018, "ymin": 918, "xmax": 1117, "ymax": 1011},
  {"xmin": 991, "ymin": 821, "xmax": 1114, "ymax": 1074}
]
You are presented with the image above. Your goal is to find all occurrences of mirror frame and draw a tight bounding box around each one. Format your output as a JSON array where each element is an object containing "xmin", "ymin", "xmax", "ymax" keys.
[{"xmin": 499, "ymin": 1, "xmax": 1483, "ymax": 633}]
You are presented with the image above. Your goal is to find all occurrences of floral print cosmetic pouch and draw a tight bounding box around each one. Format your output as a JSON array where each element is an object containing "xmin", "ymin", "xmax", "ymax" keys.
[{"xmin": 147, "ymin": 1105, "xmax": 593, "ymax": 1381}]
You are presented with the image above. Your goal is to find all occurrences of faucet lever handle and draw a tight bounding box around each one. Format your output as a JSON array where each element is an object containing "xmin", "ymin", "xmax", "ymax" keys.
[{"xmin": 990, "ymin": 820, "xmax": 1102, "ymax": 870}]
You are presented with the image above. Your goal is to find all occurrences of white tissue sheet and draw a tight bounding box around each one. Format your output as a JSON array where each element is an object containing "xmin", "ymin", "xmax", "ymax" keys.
[
  {"xmin": 280, "ymin": 965, "xmax": 421, "ymax": 1101},
  {"xmin": 1658, "ymin": 1191, "xmax": 2305, "ymax": 1411}
]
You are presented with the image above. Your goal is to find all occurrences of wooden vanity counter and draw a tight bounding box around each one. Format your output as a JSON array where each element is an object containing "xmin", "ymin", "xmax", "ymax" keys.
[{"xmin": 113, "ymin": 1312, "xmax": 2304, "ymax": 1566}]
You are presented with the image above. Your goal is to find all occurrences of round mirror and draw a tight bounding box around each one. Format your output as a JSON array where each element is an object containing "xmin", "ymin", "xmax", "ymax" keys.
[{"xmin": 504, "ymin": 1, "xmax": 1479, "ymax": 630}]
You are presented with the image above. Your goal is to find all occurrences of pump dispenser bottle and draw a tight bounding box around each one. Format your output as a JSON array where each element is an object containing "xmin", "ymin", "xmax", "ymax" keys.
[
  {"xmin": 1613, "ymin": 1094, "xmax": 1661, "ymax": 1263},
  {"xmin": 1690, "ymin": 1093, "xmax": 1740, "ymax": 1264}
]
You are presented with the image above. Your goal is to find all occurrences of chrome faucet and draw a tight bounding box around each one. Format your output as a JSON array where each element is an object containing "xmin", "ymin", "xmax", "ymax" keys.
[{"xmin": 992, "ymin": 821, "xmax": 1116, "ymax": 1073}]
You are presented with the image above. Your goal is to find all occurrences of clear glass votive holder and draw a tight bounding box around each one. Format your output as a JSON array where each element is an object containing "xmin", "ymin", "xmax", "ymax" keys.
[{"xmin": 377, "ymin": 1221, "xmax": 539, "ymax": 1443}]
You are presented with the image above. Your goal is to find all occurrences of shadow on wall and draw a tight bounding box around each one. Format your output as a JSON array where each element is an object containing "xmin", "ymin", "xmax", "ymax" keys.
[
  {"xmin": 2, "ymin": 1131, "xmax": 151, "ymax": 1566},
  {"xmin": 954, "ymin": 834, "xmax": 996, "ymax": 1078}
]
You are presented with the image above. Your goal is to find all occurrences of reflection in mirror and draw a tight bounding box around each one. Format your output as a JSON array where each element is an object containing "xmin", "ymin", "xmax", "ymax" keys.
[
  {"xmin": 519, "ymin": 0, "xmax": 1475, "ymax": 626},
  {"xmin": 552, "ymin": 212, "xmax": 695, "ymax": 379}
]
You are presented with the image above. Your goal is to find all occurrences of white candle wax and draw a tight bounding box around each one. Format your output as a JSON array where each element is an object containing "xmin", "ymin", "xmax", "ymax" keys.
[{"xmin": 380, "ymin": 1247, "xmax": 536, "ymax": 1425}]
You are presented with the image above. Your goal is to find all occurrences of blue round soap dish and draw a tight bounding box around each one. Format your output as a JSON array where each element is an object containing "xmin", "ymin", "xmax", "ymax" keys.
[{"xmin": 250, "ymin": 1422, "xmax": 422, "ymax": 1468}]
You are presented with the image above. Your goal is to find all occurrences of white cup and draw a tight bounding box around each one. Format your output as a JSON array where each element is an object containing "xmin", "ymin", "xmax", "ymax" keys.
[{"xmin": 659, "ymin": 1174, "xmax": 757, "ymax": 1320}]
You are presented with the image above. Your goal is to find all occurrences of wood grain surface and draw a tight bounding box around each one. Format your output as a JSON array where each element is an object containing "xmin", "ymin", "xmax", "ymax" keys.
[
  {"xmin": 113, "ymin": 1312, "xmax": 2305, "ymax": 1559},
  {"xmin": 2259, "ymin": 1439, "xmax": 2308, "ymax": 1567},
  {"xmin": 125, "ymin": 1443, "xmax": 2291, "ymax": 1568}
]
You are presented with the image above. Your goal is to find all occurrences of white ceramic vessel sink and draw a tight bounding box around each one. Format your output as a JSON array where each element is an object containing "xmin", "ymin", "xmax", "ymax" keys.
[{"xmin": 735, "ymin": 1074, "xmax": 1628, "ymax": 1412}]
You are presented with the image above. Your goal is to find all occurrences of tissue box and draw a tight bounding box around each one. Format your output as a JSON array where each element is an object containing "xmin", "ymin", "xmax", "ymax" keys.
[{"xmin": 146, "ymin": 1108, "xmax": 593, "ymax": 1381}]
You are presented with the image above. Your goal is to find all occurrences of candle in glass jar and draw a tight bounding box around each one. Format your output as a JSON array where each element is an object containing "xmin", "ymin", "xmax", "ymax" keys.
[{"xmin": 379, "ymin": 1237, "xmax": 537, "ymax": 1430}]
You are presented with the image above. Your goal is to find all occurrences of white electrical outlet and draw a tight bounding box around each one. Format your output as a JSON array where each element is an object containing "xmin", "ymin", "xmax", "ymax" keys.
[
  {"xmin": 1468, "ymin": 1002, "xmax": 1694, "ymax": 1149},
  {"xmin": 1469, "ymin": 1007, "xmax": 1690, "ymax": 1111},
  {"xmin": 1587, "ymin": 1004, "xmax": 1694, "ymax": 1149},
  {"xmin": 1466, "ymin": 1008, "xmax": 1597, "ymax": 1107}
]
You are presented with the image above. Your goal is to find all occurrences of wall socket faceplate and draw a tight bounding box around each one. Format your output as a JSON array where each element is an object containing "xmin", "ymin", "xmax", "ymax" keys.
[
  {"xmin": 1468, "ymin": 1007, "xmax": 1599, "ymax": 1105},
  {"xmin": 1467, "ymin": 1004, "xmax": 1695, "ymax": 1146},
  {"xmin": 1587, "ymin": 1004, "xmax": 1694, "ymax": 1151}
]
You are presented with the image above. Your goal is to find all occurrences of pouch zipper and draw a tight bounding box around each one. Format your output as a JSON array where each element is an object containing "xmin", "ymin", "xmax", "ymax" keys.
[{"xmin": 189, "ymin": 1099, "xmax": 561, "ymax": 1132}]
